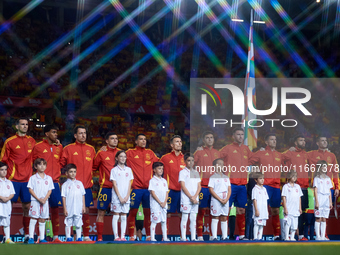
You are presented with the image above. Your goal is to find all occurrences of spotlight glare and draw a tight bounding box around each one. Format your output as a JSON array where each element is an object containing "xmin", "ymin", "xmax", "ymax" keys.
[
  {"xmin": 254, "ymin": 21, "xmax": 265, "ymax": 24},
  {"xmin": 231, "ymin": 18, "xmax": 244, "ymax": 22}
]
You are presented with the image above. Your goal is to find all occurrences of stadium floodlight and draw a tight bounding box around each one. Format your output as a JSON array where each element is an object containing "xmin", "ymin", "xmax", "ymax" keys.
[
  {"xmin": 254, "ymin": 20, "xmax": 265, "ymax": 24},
  {"xmin": 316, "ymin": 0, "xmax": 320, "ymax": 2},
  {"xmin": 231, "ymin": 18, "xmax": 244, "ymax": 22}
]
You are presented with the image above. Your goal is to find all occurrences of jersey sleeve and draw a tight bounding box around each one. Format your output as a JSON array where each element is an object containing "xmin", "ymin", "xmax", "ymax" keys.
[
  {"xmin": 298, "ymin": 185, "xmax": 303, "ymax": 197},
  {"xmin": 0, "ymin": 140, "xmax": 10, "ymax": 162},
  {"xmin": 61, "ymin": 183, "xmax": 66, "ymax": 197},
  {"xmin": 110, "ymin": 168, "xmax": 116, "ymax": 181},
  {"xmin": 129, "ymin": 168, "xmax": 134, "ymax": 181},
  {"xmin": 92, "ymin": 151, "xmax": 102, "ymax": 171},
  {"xmin": 148, "ymin": 178, "xmax": 155, "ymax": 191},
  {"xmin": 48, "ymin": 177, "xmax": 55, "ymax": 191},
  {"xmin": 80, "ymin": 182, "xmax": 86, "ymax": 195},
  {"xmin": 60, "ymin": 147, "xmax": 68, "ymax": 168},
  {"xmin": 178, "ymin": 170, "xmax": 185, "ymax": 183},
  {"xmin": 281, "ymin": 184, "xmax": 288, "ymax": 197},
  {"xmin": 27, "ymin": 177, "xmax": 33, "ymax": 189},
  {"xmin": 313, "ymin": 177, "xmax": 318, "ymax": 188},
  {"xmin": 251, "ymin": 187, "xmax": 257, "ymax": 200},
  {"xmin": 9, "ymin": 181, "xmax": 15, "ymax": 195},
  {"xmin": 227, "ymin": 177, "xmax": 231, "ymax": 187},
  {"xmin": 249, "ymin": 151, "xmax": 261, "ymax": 165},
  {"xmin": 208, "ymin": 177, "xmax": 214, "ymax": 188},
  {"xmin": 265, "ymin": 188, "xmax": 269, "ymax": 200}
]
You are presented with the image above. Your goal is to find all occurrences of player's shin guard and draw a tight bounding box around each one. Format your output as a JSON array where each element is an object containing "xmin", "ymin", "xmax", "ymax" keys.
[
  {"xmin": 197, "ymin": 209, "xmax": 205, "ymax": 237},
  {"xmin": 320, "ymin": 221, "xmax": 326, "ymax": 239},
  {"xmin": 39, "ymin": 222, "xmax": 45, "ymax": 240},
  {"xmin": 272, "ymin": 215, "xmax": 281, "ymax": 237},
  {"xmin": 315, "ymin": 221, "xmax": 320, "ymax": 239},
  {"xmin": 23, "ymin": 216, "xmax": 30, "ymax": 236},
  {"xmin": 181, "ymin": 213, "xmax": 189, "ymax": 240},
  {"xmin": 221, "ymin": 220, "xmax": 228, "ymax": 239},
  {"xmin": 96, "ymin": 222, "xmax": 104, "ymax": 240},
  {"xmin": 151, "ymin": 222, "xmax": 156, "ymax": 240},
  {"xmin": 4, "ymin": 225, "xmax": 10, "ymax": 240},
  {"xmin": 161, "ymin": 221, "xmax": 167, "ymax": 240},
  {"xmin": 112, "ymin": 215, "xmax": 119, "ymax": 239},
  {"xmin": 120, "ymin": 215, "xmax": 127, "ymax": 239},
  {"xmin": 82, "ymin": 214, "xmax": 90, "ymax": 237},
  {"xmin": 51, "ymin": 207, "xmax": 59, "ymax": 236},
  {"xmin": 253, "ymin": 224, "xmax": 259, "ymax": 240},
  {"xmin": 29, "ymin": 219, "xmax": 37, "ymax": 239},
  {"xmin": 236, "ymin": 213, "xmax": 246, "ymax": 236},
  {"xmin": 127, "ymin": 208, "xmax": 138, "ymax": 237},
  {"xmin": 143, "ymin": 208, "xmax": 151, "ymax": 237},
  {"xmin": 211, "ymin": 219, "xmax": 219, "ymax": 239},
  {"xmin": 190, "ymin": 213, "xmax": 197, "ymax": 241}
]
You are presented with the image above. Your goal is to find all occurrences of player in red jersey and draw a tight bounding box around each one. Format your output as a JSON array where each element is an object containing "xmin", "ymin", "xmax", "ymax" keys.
[
  {"xmin": 194, "ymin": 131, "xmax": 220, "ymax": 241},
  {"xmin": 219, "ymin": 128, "xmax": 253, "ymax": 240},
  {"xmin": 0, "ymin": 117, "xmax": 36, "ymax": 242},
  {"xmin": 92, "ymin": 132, "xmax": 120, "ymax": 241},
  {"xmin": 60, "ymin": 126, "xmax": 96, "ymax": 241},
  {"xmin": 160, "ymin": 135, "xmax": 186, "ymax": 234},
  {"xmin": 282, "ymin": 135, "xmax": 310, "ymax": 240},
  {"xmin": 249, "ymin": 134, "xmax": 283, "ymax": 240},
  {"xmin": 126, "ymin": 134, "xmax": 158, "ymax": 241},
  {"xmin": 31, "ymin": 124, "xmax": 63, "ymax": 243}
]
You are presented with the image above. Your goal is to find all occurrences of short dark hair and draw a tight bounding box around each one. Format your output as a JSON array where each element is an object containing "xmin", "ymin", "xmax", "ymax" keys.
[
  {"xmin": 232, "ymin": 128, "xmax": 244, "ymax": 135},
  {"xmin": 16, "ymin": 117, "xmax": 29, "ymax": 126},
  {"xmin": 212, "ymin": 158, "xmax": 224, "ymax": 166},
  {"xmin": 74, "ymin": 125, "xmax": 86, "ymax": 134},
  {"xmin": 202, "ymin": 131, "xmax": 214, "ymax": 139},
  {"xmin": 184, "ymin": 152, "xmax": 194, "ymax": 161},
  {"xmin": 265, "ymin": 133, "xmax": 276, "ymax": 141},
  {"xmin": 293, "ymin": 134, "xmax": 305, "ymax": 143},
  {"xmin": 170, "ymin": 135, "xmax": 181, "ymax": 144},
  {"xmin": 44, "ymin": 124, "xmax": 58, "ymax": 134},
  {"xmin": 105, "ymin": 132, "xmax": 117, "ymax": 140},
  {"xmin": 317, "ymin": 136, "xmax": 327, "ymax": 142},
  {"xmin": 65, "ymin": 163, "xmax": 77, "ymax": 172},
  {"xmin": 135, "ymin": 133, "xmax": 146, "ymax": 140},
  {"xmin": 34, "ymin": 158, "xmax": 47, "ymax": 168},
  {"xmin": 0, "ymin": 162, "xmax": 8, "ymax": 169},
  {"xmin": 153, "ymin": 162, "xmax": 164, "ymax": 169}
]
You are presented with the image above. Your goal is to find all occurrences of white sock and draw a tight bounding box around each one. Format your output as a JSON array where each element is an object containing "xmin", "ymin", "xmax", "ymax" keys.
[
  {"xmin": 151, "ymin": 222, "xmax": 157, "ymax": 240},
  {"xmin": 53, "ymin": 235, "xmax": 58, "ymax": 240},
  {"xmin": 290, "ymin": 230, "xmax": 296, "ymax": 240},
  {"xmin": 221, "ymin": 220, "xmax": 228, "ymax": 239},
  {"xmin": 253, "ymin": 224, "xmax": 259, "ymax": 240},
  {"xmin": 76, "ymin": 227, "xmax": 81, "ymax": 240},
  {"xmin": 258, "ymin": 225, "xmax": 264, "ymax": 240},
  {"xmin": 65, "ymin": 226, "xmax": 71, "ymax": 238},
  {"xmin": 181, "ymin": 213, "xmax": 189, "ymax": 240},
  {"xmin": 320, "ymin": 221, "xmax": 326, "ymax": 239},
  {"xmin": 120, "ymin": 215, "xmax": 127, "ymax": 239},
  {"xmin": 315, "ymin": 221, "xmax": 320, "ymax": 239},
  {"xmin": 211, "ymin": 219, "xmax": 219, "ymax": 239},
  {"xmin": 298, "ymin": 235, "xmax": 304, "ymax": 240},
  {"xmin": 112, "ymin": 215, "xmax": 119, "ymax": 239},
  {"xmin": 284, "ymin": 222, "xmax": 290, "ymax": 240},
  {"xmin": 4, "ymin": 226, "xmax": 10, "ymax": 240},
  {"xmin": 29, "ymin": 219, "xmax": 37, "ymax": 239},
  {"xmin": 280, "ymin": 219, "xmax": 285, "ymax": 238},
  {"xmin": 161, "ymin": 221, "xmax": 167, "ymax": 240},
  {"xmin": 39, "ymin": 222, "xmax": 45, "ymax": 240},
  {"xmin": 189, "ymin": 213, "xmax": 197, "ymax": 241}
]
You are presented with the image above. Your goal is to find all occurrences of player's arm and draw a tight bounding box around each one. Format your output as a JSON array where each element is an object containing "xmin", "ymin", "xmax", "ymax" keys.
[
  {"xmin": 224, "ymin": 185, "xmax": 232, "ymax": 204},
  {"xmin": 60, "ymin": 148, "xmax": 68, "ymax": 168},
  {"xmin": 112, "ymin": 180, "xmax": 124, "ymax": 204},
  {"xmin": 299, "ymin": 196, "xmax": 302, "ymax": 215},
  {"xmin": 329, "ymin": 192, "xmax": 333, "ymax": 210},
  {"xmin": 180, "ymin": 181, "xmax": 193, "ymax": 202},
  {"xmin": 314, "ymin": 187, "xmax": 319, "ymax": 210},
  {"xmin": 29, "ymin": 188, "xmax": 42, "ymax": 204},
  {"xmin": 282, "ymin": 196, "xmax": 288, "ymax": 215},
  {"xmin": 124, "ymin": 179, "xmax": 133, "ymax": 203},
  {"xmin": 332, "ymin": 156, "xmax": 339, "ymax": 196},
  {"xmin": 209, "ymin": 187, "xmax": 223, "ymax": 203},
  {"xmin": 42, "ymin": 189, "xmax": 52, "ymax": 204},
  {"xmin": 248, "ymin": 151, "xmax": 260, "ymax": 165},
  {"xmin": 192, "ymin": 181, "xmax": 201, "ymax": 204},
  {"xmin": 0, "ymin": 193, "xmax": 14, "ymax": 203},
  {"xmin": 92, "ymin": 152, "xmax": 102, "ymax": 172},
  {"xmin": 0, "ymin": 141, "xmax": 10, "ymax": 162},
  {"xmin": 163, "ymin": 190, "xmax": 169, "ymax": 208},
  {"xmin": 253, "ymin": 199, "xmax": 259, "ymax": 217},
  {"xmin": 82, "ymin": 195, "xmax": 86, "ymax": 214},
  {"xmin": 62, "ymin": 196, "xmax": 68, "ymax": 216},
  {"xmin": 150, "ymin": 190, "xmax": 163, "ymax": 206}
]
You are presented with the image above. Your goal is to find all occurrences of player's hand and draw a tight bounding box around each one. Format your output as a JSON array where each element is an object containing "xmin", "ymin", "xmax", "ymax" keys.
[
  {"xmin": 330, "ymin": 204, "xmax": 333, "ymax": 210},
  {"xmin": 315, "ymin": 202, "xmax": 319, "ymax": 210},
  {"xmin": 334, "ymin": 189, "xmax": 339, "ymax": 197},
  {"xmin": 289, "ymin": 147, "xmax": 296, "ymax": 152},
  {"xmin": 119, "ymin": 196, "xmax": 125, "ymax": 204},
  {"xmin": 255, "ymin": 210, "xmax": 260, "ymax": 217},
  {"xmin": 64, "ymin": 209, "xmax": 68, "ymax": 217},
  {"xmin": 55, "ymin": 139, "xmax": 61, "ymax": 146},
  {"xmin": 284, "ymin": 208, "xmax": 288, "ymax": 216},
  {"xmin": 196, "ymin": 146, "xmax": 203, "ymax": 151},
  {"xmin": 299, "ymin": 209, "xmax": 302, "ymax": 215},
  {"xmin": 100, "ymin": 146, "xmax": 107, "ymax": 152},
  {"xmin": 161, "ymin": 201, "xmax": 167, "ymax": 208},
  {"xmin": 82, "ymin": 206, "xmax": 86, "ymax": 214},
  {"xmin": 259, "ymin": 147, "xmax": 265, "ymax": 151}
]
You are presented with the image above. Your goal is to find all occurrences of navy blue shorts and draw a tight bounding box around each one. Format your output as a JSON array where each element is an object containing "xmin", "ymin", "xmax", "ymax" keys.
[
  {"xmin": 199, "ymin": 187, "xmax": 211, "ymax": 208},
  {"xmin": 12, "ymin": 181, "xmax": 31, "ymax": 203},
  {"xmin": 167, "ymin": 190, "xmax": 181, "ymax": 213},
  {"xmin": 97, "ymin": 187, "xmax": 112, "ymax": 210},
  {"xmin": 264, "ymin": 185, "xmax": 281, "ymax": 208},
  {"xmin": 85, "ymin": 188, "xmax": 94, "ymax": 207},
  {"xmin": 49, "ymin": 183, "xmax": 62, "ymax": 207},
  {"xmin": 229, "ymin": 184, "xmax": 247, "ymax": 208},
  {"xmin": 130, "ymin": 189, "xmax": 150, "ymax": 209}
]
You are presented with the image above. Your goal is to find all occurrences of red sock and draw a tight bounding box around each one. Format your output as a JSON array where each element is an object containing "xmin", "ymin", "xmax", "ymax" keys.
[
  {"xmin": 197, "ymin": 209, "xmax": 205, "ymax": 237},
  {"xmin": 23, "ymin": 216, "xmax": 30, "ymax": 235},
  {"xmin": 272, "ymin": 214, "xmax": 281, "ymax": 236},
  {"xmin": 143, "ymin": 208, "xmax": 151, "ymax": 236},
  {"xmin": 96, "ymin": 222, "xmax": 104, "ymax": 240},
  {"xmin": 127, "ymin": 208, "xmax": 138, "ymax": 237},
  {"xmin": 51, "ymin": 207, "xmax": 59, "ymax": 236},
  {"xmin": 236, "ymin": 214, "xmax": 246, "ymax": 236},
  {"xmin": 208, "ymin": 210, "xmax": 212, "ymax": 236},
  {"xmin": 83, "ymin": 214, "xmax": 90, "ymax": 237}
]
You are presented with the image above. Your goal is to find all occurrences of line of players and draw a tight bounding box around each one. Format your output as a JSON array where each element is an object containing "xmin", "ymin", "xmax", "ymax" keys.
[{"xmin": 0, "ymin": 117, "xmax": 339, "ymax": 242}]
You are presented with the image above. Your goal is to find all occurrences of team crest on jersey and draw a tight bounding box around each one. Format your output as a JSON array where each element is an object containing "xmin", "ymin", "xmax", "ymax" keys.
[
  {"xmin": 125, "ymin": 173, "xmax": 129, "ymax": 177},
  {"xmin": 105, "ymin": 157, "xmax": 110, "ymax": 160},
  {"xmin": 56, "ymin": 147, "xmax": 60, "ymax": 154},
  {"xmin": 43, "ymin": 149, "xmax": 48, "ymax": 153},
  {"xmin": 27, "ymin": 141, "xmax": 32, "ymax": 149},
  {"xmin": 265, "ymin": 153, "xmax": 269, "ymax": 156},
  {"xmin": 214, "ymin": 153, "xmax": 218, "ymax": 158},
  {"xmin": 163, "ymin": 183, "xmax": 166, "ymax": 187},
  {"xmin": 244, "ymin": 149, "xmax": 247, "ymax": 154},
  {"xmin": 86, "ymin": 150, "xmax": 91, "ymax": 156},
  {"xmin": 316, "ymin": 211, "xmax": 320, "ymax": 215},
  {"xmin": 73, "ymin": 152, "xmax": 78, "ymax": 155},
  {"xmin": 45, "ymin": 181, "xmax": 48, "ymax": 185},
  {"xmin": 77, "ymin": 185, "xmax": 80, "ymax": 189},
  {"xmin": 7, "ymin": 185, "xmax": 10, "ymax": 189},
  {"xmin": 16, "ymin": 145, "xmax": 20, "ymax": 149},
  {"xmin": 203, "ymin": 154, "xmax": 208, "ymax": 157},
  {"xmin": 296, "ymin": 189, "xmax": 298, "ymax": 192},
  {"xmin": 134, "ymin": 155, "xmax": 139, "ymax": 159},
  {"xmin": 169, "ymin": 160, "xmax": 174, "ymax": 163},
  {"xmin": 37, "ymin": 181, "xmax": 40, "ymax": 184},
  {"xmin": 233, "ymin": 150, "xmax": 237, "ymax": 153},
  {"xmin": 327, "ymin": 156, "xmax": 331, "ymax": 163},
  {"xmin": 213, "ymin": 210, "xmax": 217, "ymax": 214},
  {"xmin": 288, "ymin": 189, "xmax": 291, "ymax": 192},
  {"xmin": 224, "ymin": 179, "xmax": 228, "ymax": 182},
  {"xmin": 32, "ymin": 211, "xmax": 36, "ymax": 215},
  {"xmin": 146, "ymin": 153, "xmax": 150, "ymax": 160},
  {"xmin": 183, "ymin": 206, "xmax": 188, "ymax": 211},
  {"xmin": 327, "ymin": 181, "xmax": 330, "ymax": 184},
  {"xmin": 153, "ymin": 216, "xmax": 158, "ymax": 221}
]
